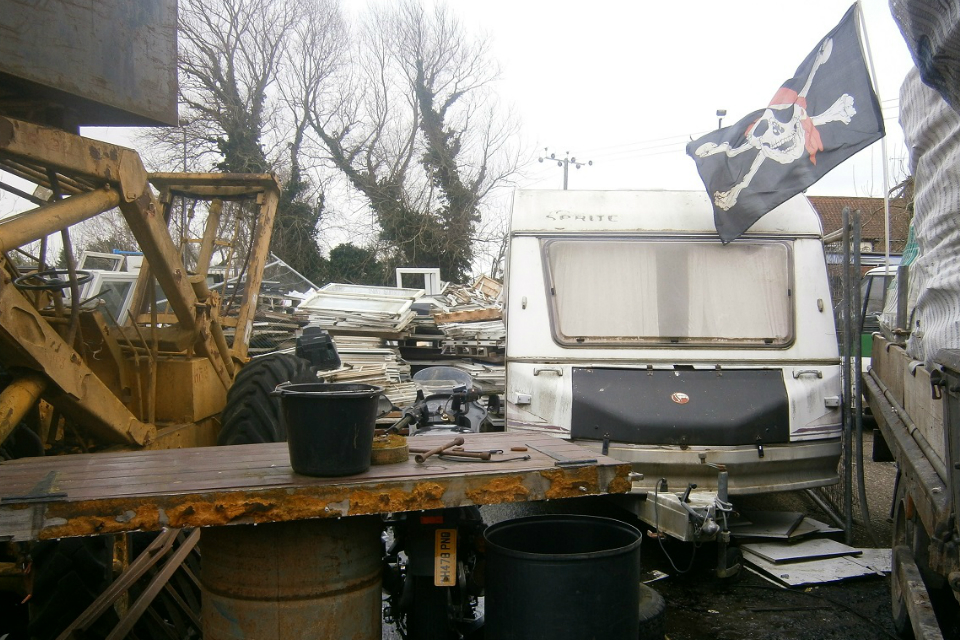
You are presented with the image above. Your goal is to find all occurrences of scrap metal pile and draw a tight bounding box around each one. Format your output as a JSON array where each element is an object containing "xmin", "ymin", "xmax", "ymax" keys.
[
  {"xmin": 317, "ymin": 335, "xmax": 418, "ymax": 407},
  {"xmin": 429, "ymin": 275, "xmax": 505, "ymax": 362},
  {"xmin": 294, "ymin": 275, "xmax": 506, "ymax": 405}
]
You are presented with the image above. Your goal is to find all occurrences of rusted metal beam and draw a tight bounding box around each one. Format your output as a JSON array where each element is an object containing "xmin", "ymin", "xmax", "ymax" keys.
[
  {"xmin": 195, "ymin": 199, "xmax": 222, "ymax": 280},
  {"xmin": 0, "ymin": 187, "xmax": 121, "ymax": 253},
  {"xmin": 0, "ymin": 117, "xmax": 148, "ymax": 201},
  {"xmin": 229, "ymin": 186, "xmax": 279, "ymax": 362},
  {"xmin": 0, "ymin": 371, "xmax": 47, "ymax": 447},
  {"xmin": 150, "ymin": 173, "xmax": 282, "ymax": 191},
  {"xmin": 0, "ymin": 274, "xmax": 154, "ymax": 446},
  {"xmin": 118, "ymin": 192, "xmax": 198, "ymax": 334}
]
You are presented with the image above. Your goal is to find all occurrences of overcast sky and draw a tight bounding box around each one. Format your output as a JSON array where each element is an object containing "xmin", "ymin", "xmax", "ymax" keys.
[
  {"xmin": 430, "ymin": 0, "xmax": 915, "ymax": 197},
  {"xmin": 77, "ymin": 0, "xmax": 915, "ymax": 202},
  {"xmin": 72, "ymin": 0, "xmax": 916, "ymax": 213}
]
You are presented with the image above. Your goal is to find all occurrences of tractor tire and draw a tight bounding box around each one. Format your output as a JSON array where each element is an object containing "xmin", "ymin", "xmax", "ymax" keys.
[
  {"xmin": 890, "ymin": 479, "xmax": 914, "ymax": 638},
  {"xmin": 218, "ymin": 353, "xmax": 315, "ymax": 445},
  {"xmin": 26, "ymin": 537, "xmax": 117, "ymax": 640},
  {"xmin": 637, "ymin": 583, "xmax": 667, "ymax": 640},
  {"xmin": 407, "ymin": 576, "xmax": 456, "ymax": 640}
]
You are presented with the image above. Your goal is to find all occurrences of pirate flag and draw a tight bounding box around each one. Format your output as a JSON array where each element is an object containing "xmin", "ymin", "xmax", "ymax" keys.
[{"xmin": 686, "ymin": 4, "xmax": 884, "ymax": 243}]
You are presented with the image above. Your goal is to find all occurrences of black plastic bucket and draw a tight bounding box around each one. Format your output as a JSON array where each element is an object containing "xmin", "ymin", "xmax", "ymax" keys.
[
  {"xmin": 275, "ymin": 382, "xmax": 383, "ymax": 476},
  {"xmin": 483, "ymin": 514, "xmax": 642, "ymax": 640}
]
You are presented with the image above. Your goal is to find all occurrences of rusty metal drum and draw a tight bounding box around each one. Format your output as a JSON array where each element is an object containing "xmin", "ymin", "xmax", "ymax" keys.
[{"xmin": 201, "ymin": 516, "xmax": 382, "ymax": 639}]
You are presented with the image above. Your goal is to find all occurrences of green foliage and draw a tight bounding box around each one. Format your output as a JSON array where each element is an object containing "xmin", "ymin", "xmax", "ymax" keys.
[
  {"xmin": 271, "ymin": 165, "xmax": 327, "ymax": 284},
  {"xmin": 325, "ymin": 243, "xmax": 388, "ymax": 286}
]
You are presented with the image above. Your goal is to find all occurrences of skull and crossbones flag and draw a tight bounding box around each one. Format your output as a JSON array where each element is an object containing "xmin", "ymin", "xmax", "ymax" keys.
[{"xmin": 686, "ymin": 4, "xmax": 884, "ymax": 243}]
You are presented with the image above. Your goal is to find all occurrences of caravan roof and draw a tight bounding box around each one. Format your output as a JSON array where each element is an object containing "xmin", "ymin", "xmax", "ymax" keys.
[{"xmin": 509, "ymin": 189, "xmax": 824, "ymax": 237}]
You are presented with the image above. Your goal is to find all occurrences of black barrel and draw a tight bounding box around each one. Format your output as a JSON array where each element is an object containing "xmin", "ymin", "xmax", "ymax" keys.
[
  {"xmin": 275, "ymin": 382, "xmax": 383, "ymax": 476},
  {"xmin": 484, "ymin": 514, "xmax": 642, "ymax": 640}
]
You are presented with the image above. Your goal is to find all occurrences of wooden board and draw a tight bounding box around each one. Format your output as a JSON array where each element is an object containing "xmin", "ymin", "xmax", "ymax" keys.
[
  {"xmin": 903, "ymin": 360, "xmax": 946, "ymax": 463},
  {"xmin": 432, "ymin": 308, "xmax": 502, "ymax": 324},
  {"xmin": 0, "ymin": 433, "xmax": 630, "ymax": 542}
]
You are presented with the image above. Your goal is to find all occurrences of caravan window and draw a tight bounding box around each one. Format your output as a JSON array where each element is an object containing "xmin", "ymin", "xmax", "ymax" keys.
[{"xmin": 542, "ymin": 238, "xmax": 793, "ymax": 347}]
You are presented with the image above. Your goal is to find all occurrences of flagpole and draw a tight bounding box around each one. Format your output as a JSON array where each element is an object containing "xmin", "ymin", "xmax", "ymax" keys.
[{"xmin": 856, "ymin": 0, "xmax": 892, "ymax": 269}]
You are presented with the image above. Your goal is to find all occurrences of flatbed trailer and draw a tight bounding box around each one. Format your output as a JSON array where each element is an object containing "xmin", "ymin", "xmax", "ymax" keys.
[
  {"xmin": 0, "ymin": 432, "xmax": 630, "ymax": 638},
  {"xmin": 863, "ymin": 334, "xmax": 959, "ymax": 640}
]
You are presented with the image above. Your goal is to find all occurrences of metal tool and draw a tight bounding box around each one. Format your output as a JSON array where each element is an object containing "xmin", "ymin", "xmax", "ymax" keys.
[
  {"xmin": 414, "ymin": 437, "xmax": 465, "ymax": 463},
  {"xmin": 410, "ymin": 445, "xmax": 490, "ymax": 461},
  {"xmin": 524, "ymin": 443, "xmax": 597, "ymax": 467}
]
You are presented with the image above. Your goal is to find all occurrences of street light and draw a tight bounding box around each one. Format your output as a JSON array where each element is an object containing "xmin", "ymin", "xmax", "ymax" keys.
[{"xmin": 716, "ymin": 109, "xmax": 727, "ymax": 130}]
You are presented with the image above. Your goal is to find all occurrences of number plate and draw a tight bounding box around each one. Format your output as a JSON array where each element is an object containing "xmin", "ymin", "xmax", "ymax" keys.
[{"xmin": 433, "ymin": 528, "xmax": 457, "ymax": 587}]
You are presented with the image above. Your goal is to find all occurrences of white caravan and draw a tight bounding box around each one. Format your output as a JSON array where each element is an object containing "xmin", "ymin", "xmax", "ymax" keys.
[{"xmin": 504, "ymin": 190, "xmax": 842, "ymax": 542}]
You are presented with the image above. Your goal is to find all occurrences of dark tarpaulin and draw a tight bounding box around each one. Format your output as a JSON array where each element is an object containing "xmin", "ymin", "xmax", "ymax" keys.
[{"xmin": 686, "ymin": 4, "xmax": 884, "ymax": 243}]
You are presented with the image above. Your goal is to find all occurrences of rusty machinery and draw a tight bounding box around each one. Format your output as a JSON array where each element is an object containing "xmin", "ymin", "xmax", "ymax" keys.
[
  {"xmin": 0, "ymin": 119, "xmax": 284, "ymax": 637},
  {"xmin": 0, "ymin": 0, "xmax": 295, "ymax": 636},
  {"xmin": 0, "ymin": 119, "xmax": 280, "ymax": 454}
]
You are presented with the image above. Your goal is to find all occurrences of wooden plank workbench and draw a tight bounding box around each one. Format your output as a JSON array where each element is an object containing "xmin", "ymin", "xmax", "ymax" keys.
[{"xmin": 0, "ymin": 433, "xmax": 631, "ymax": 542}]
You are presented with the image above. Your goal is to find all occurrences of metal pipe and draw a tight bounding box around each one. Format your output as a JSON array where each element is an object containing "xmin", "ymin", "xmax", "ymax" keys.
[
  {"xmin": 196, "ymin": 199, "xmax": 222, "ymax": 279},
  {"xmin": 853, "ymin": 214, "xmax": 880, "ymax": 547},
  {"xmin": 409, "ymin": 446, "xmax": 491, "ymax": 460},
  {"xmin": 414, "ymin": 436, "xmax": 465, "ymax": 463},
  {"xmin": 0, "ymin": 159, "xmax": 90, "ymax": 195},
  {"xmin": 0, "ymin": 372, "xmax": 48, "ymax": 447},
  {"xmin": 0, "ymin": 187, "xmax": 121, "ymax": 253},
  {"xmin": 0, "ymin": 179, "xmax": 45, "ymax": 205},
  {"xmin": 148, "ymin": 293, "xmax": 158, "ymax": 424},
  {"xmin": 210, "ymin": 321, "xmax": 235, "ymax": 378},
  {"xmin": 841, "ymin": 207, "xmax": 854, "ymax": 543},
  {"xmin": 804, "ymin": 488, "xmax": 847, "ymax": 530}
]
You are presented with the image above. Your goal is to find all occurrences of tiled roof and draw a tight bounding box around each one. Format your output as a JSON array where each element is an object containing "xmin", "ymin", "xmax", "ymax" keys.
[{"xmin": 807, "ymin": 195, "xmax": 911, "ymax": 252}]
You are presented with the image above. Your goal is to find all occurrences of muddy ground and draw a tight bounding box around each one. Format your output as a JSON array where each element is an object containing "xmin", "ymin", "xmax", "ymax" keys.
[{"xmin": 385, "ymin": 428, "xmax": 905, "ymax": 640}]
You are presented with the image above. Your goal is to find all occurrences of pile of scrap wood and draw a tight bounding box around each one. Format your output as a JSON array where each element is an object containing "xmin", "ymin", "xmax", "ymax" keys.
[
  {"xmin": 294, "ymin": 275, "xmax": 506, "ymax": 400},
  {"xmin": 402, "ymin": 275, "xmax": 505, "ymax": 363}
]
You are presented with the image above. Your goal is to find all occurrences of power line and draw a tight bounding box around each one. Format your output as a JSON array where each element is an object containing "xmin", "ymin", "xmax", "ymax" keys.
[{"xmin": 537, "ymin": 148, "xmax": 592, "ymax": 189}]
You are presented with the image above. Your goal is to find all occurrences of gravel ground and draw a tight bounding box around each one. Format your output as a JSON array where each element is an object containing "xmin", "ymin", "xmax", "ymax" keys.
[{"xmin": 383, "ymin": 428, "xmax": 905, "ymax": 639}]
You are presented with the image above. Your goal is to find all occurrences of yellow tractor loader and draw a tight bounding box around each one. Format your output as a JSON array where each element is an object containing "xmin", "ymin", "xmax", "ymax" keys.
[{"xmin": 0, "ymin": 117, "xmax": 293, "ymax": 638}]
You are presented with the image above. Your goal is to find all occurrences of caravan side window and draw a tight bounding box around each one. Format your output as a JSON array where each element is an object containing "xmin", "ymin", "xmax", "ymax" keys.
[{"xmin": 542, "ymin": 238, "xmax": 794, "ymax": 347}]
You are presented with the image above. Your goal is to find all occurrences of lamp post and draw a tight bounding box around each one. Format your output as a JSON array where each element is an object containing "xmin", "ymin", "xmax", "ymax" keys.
[
  {"xmin": 179, "ymin": 117, "xmax": 190, "ymax": 172},
  {"xmin": 537, "ymin": 148, "xmax": 593, "ymax": 190}
]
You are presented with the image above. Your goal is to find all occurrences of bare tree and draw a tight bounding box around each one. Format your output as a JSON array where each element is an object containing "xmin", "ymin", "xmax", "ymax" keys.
[
  {"xmin": 303, "ymin": 0, "xmax": 520, "ymax": 282},
  {"xmin": 139, "ymin": 0, "xmax": 516, "ymax": 285},
  {"xmin": 177, "ymin": 0, "xmax": 295, "ymax": 173},
  {"xmin": 146, "ymin": 0, "xmax": 344, "ymax": 283}
]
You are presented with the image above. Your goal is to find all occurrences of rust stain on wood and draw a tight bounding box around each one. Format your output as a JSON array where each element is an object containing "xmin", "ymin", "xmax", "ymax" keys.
[
  {"xmin": 465, "ymin": 475, "xmax": 530, "ymax": 504},
  {"xmin": 3, "ymin": 434, "xmax": 633, "ymax": 541}
]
